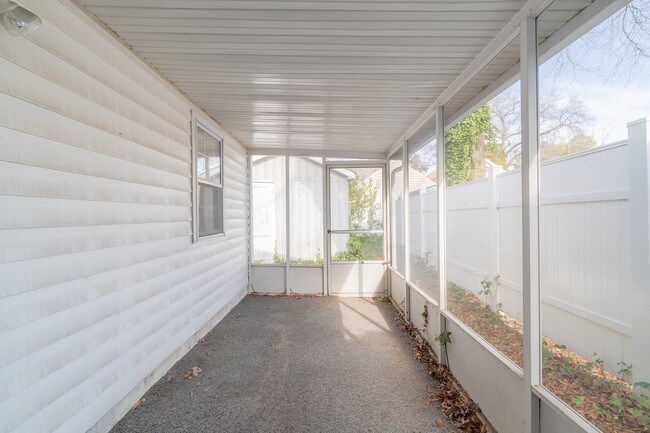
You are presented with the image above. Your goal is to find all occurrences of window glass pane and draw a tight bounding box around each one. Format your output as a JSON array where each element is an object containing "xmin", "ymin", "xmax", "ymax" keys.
[
  {"xmin": 197, "ymin": 128, "xmax": 206, "ymax": 179},
  {"xmin": 197, "ymin": 126, "xmax": 222, "ymax": 185},
  {"xmin": 538, "ymin": 2, "xmax": 650, "ymax": 431},
  {"xmin": 330, "ymin": 233, "xmax": 384, "ymax": 262},
  {"xmin": 329, "ymin": 167, "xmax": 383, "ymax": 231},
  {"xmin": 389, "ymin": 150, "xmax": 405, "ymax": 274},
  {"xmin": 290, "ymin": 156, "xmax": 323, "ymax": 265},
  {"xmin": 198, "ymin": 184, "xmax": 223, "ymax": 236},
  {"xmin": 252, "ymin": 156, "xmax": 286, "ymax": 264},
  {"xmin": 408, "ymin": 133, "xmax": 438, "ymax": 300},
  {"xmin": 445, "ymin": 37, "xmax": 524, "ymax": 368}
]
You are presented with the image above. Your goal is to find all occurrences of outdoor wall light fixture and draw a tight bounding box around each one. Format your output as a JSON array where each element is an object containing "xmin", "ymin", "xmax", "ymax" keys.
[{"xmin": 0, "ymin": 1, "xmax": 41, "ymax": 36}]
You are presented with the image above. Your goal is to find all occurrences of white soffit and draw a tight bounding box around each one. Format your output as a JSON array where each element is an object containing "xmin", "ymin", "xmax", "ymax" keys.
[{"xmin": 76, "ymin": 0, "xmax": 593, "ymax": 153}]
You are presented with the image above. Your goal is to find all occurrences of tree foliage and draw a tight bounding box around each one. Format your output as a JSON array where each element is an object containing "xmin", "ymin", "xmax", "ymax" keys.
[
  {"xmin": 333, "ymin": 174, "xmax": 383, "ymax": 261},
  {"xmin": 347, "ymin": 176, "xmax": 381, "ymax": 230},
  {"xmin": 488, "ymin": 88, "xmax": 594, "ymax": 170},
  {"xmin": 445, "ymin": 105, "xmax": 495, "ymax": 186}
]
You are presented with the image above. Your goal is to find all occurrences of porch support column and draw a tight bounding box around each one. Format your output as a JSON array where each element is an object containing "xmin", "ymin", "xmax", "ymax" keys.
[
  {"xmin": 403, "ymin": 140, "xmax": 411, "ymax": 321},
  {"xmin": 285, "ymin": 155, "xmax": 290, "ymax": 294},
  {"xmin": 521, "ymin": 16, "xmax": 541, "ymax": 433},
  {"xmin": 436, "ymin": 106, "xmax": 448, "ymax": 365},
  {"xmin": 628, "ymin": 118, "xmax": 650, "ymax": 392}
]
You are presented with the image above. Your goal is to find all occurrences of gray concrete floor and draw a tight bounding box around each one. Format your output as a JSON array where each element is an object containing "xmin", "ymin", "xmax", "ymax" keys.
[{"xmin": 111, "ymin": 295, "xmax": 457, "ymax": 433}]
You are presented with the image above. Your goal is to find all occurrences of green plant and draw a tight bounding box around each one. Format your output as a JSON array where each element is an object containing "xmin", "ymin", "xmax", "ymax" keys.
[
  {"xmin": 572, "ymin": 396, "xmax": 585, "ymax": 406},
  {"xmin": 592, "ymin": 378, "xmax": 606, "ymax": 388},
  {"xmin": 435, "ymin": 331, "xmax": 452, "ymax": 345},
  {"xmin": 559, "ymin": 356, "xmax": 577, "ymax": 377},
  {"xmin": 478, "ymin": 279, "xmax": 492, "ymax": 302},
  {"xmin": 445, "ymin": 105, "xmax": 496, "ymax": 186},
  {"xmin": 609, "ymin": 398, "xmax": 625, "ymax": 411},
  {"xmin": 626, "ymin": 392, "xmax": 650, "ymax": 428},
  {"xmin": 636, "ymin": 381, "xmax": 650, "ymax": 390},
  {"xmin": 617, "ymin": 361, "xmax": 633, "ymax": 380},
  {"xmin": 590, "ymin": 352, "xmax": 605, "ymax": 370},
  {"xmin": 592, "ymin": 403, "xmax": 612, "ymax": 419},
  {"xmin": 273, "ymin": 241, "xmax": 286, "ymax": 264},
  {"xmin": 628, "ymin": 407, "xmax": 650, "ymax": 430},
  {"xmin": 542, "ymin": 343, "xmax": 554, "ymax": 363},
  {"xmin": 331, "ymin": 233, "xmax": 383, "ymax": 261}
]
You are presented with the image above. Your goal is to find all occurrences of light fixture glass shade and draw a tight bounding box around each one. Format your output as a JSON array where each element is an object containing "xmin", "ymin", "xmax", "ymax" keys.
[{"xmin": 2, "ymin": 5, "xmax": 41, "ymax": 36}]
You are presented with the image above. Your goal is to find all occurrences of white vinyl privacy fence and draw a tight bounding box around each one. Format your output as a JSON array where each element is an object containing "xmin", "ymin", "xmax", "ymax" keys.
[{"xmin": 409, "ymin": 120, "xmax": 649, "ymax": 381}]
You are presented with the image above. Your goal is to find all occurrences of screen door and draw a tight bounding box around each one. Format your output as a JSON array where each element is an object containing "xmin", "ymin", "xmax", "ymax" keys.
[{"xmin": 326, "ymin": 163, "xmax": 387, "ymax": 295}]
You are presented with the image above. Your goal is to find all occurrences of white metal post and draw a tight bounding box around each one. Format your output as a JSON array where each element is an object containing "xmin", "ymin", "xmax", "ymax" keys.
[
  {"xmin": 628, "ymin": 118, "xmax": 650, "ymax": 391},
  {"xmin": 436, "ymin": 107, "xmax": 448, "ymax": 365},
  {"xmin": 324, "ymin": 163, "xmax": 331, "ymax": 296},
  {"xmin": 386, "ymin": 155, "xmax": 392, "ymax": 298},
  {"xmin": 247, "ymin": 154, "xmax": 253, "ymax": 292},
  {"xmin": 437, "ymin": 107, "xmax": 446, "ymax": 311},
  {"xmin": 322, "ymin": 157, "xmax": 328, "ymax": 295},
  {"xmin": 521, "ymin": 16, "xmax": 541, "ymax": 433},
  {"xmin": 403, "ymin": 140, "xmax": 411, "ymax": 321},
  {"xmin": 383, "ymin": 163, "xmax": 389, "ymax": 296},
  {"xmin": 285, "ymin": 155, "xmax": 290, "ymax": 294}
]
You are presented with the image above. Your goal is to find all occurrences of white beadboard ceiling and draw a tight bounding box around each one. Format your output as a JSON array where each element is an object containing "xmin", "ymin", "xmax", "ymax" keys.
[{"xmin": 75, "ymin": 0, "xmax": 592, "ymax": 153}]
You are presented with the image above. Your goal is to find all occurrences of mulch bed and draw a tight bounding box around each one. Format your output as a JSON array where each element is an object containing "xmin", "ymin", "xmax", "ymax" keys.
[{"xmin": 445, "ymin": 285, "xmax": 650, "ymax": 433}]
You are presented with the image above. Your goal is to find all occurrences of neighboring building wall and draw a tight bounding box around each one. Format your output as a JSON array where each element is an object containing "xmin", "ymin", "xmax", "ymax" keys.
[
  {"xmin": 251, "ymin": 156, "xmax": 287, "ymax": 263},
  {"xmin": 0, "ymin": 1, "xmax": 248, "ymax": 432},
  {"xmin": 252, "ymin": 156, "xmax": 349, "ymax": 262},
  {"xmin": 289, "ymin": 157, "xmax": 325, "ymax": 261}
]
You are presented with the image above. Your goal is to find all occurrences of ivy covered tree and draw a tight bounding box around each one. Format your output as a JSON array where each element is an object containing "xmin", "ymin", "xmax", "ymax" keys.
[{"xmin": 445, "ymin": 105, "xmax": 495, "ymax": 186}]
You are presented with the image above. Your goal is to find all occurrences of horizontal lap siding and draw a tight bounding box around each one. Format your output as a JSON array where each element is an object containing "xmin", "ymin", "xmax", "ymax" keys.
[{"xmin": 0, "ymin": 1, "xmax": 249, "ymax": 433}]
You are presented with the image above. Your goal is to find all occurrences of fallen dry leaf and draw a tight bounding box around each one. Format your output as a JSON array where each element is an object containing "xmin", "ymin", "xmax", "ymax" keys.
[
  {"xmin": 185, "ymin": 366, "xmax": 202, "ymax": 379},
  {"xmin": 131, "ymin": 397, "xmax": 145, "ymax": 410},
  {"xmin": 395, "ymin": 310, "xmax": 494, "ymax": 433}
]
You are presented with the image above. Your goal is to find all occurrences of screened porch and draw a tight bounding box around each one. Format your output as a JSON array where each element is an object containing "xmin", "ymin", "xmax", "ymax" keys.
[{"xmin": 1, "ymin": 1, "xmax": 649, "ymax": 433}]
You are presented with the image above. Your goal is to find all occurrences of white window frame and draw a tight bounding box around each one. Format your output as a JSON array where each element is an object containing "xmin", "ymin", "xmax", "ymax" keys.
[{"xmin": 192, "ymin": 115, "xmax": 225, "ymax": 242}]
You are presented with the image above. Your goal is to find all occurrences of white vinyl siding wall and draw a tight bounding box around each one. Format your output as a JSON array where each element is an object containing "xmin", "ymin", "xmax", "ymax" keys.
[{"xmin": 0, "ymin": 1, "xmax": 248, "ymax": 432}]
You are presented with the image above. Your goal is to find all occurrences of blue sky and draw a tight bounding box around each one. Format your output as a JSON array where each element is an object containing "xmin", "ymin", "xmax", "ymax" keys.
[{"xmin": 539, "ymin": 0, "xmax": 650, "ymax": 144}]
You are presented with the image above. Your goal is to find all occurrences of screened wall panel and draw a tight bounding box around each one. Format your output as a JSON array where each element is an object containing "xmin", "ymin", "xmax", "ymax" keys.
[
  {"xmin": 407, "ymin": 132, "xmax": 439, "ymax": 300},
  {"xmin": 389, "ymin": 149, "xmax": 405, "ymax": 274},
  {"xmin": 289, "ymin": 156, "xmax": 324, "ymax": 265},
  {"xmin": 444, "ymin": 37, "xmax": 524, "ymax": 368},
  {"xmin": 538, "ymin": 2, "xmax": 650, "ymax": 431},
  {"xmin": 251, "ymin": 156, "xmax": 286, "ymax": 264}
]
